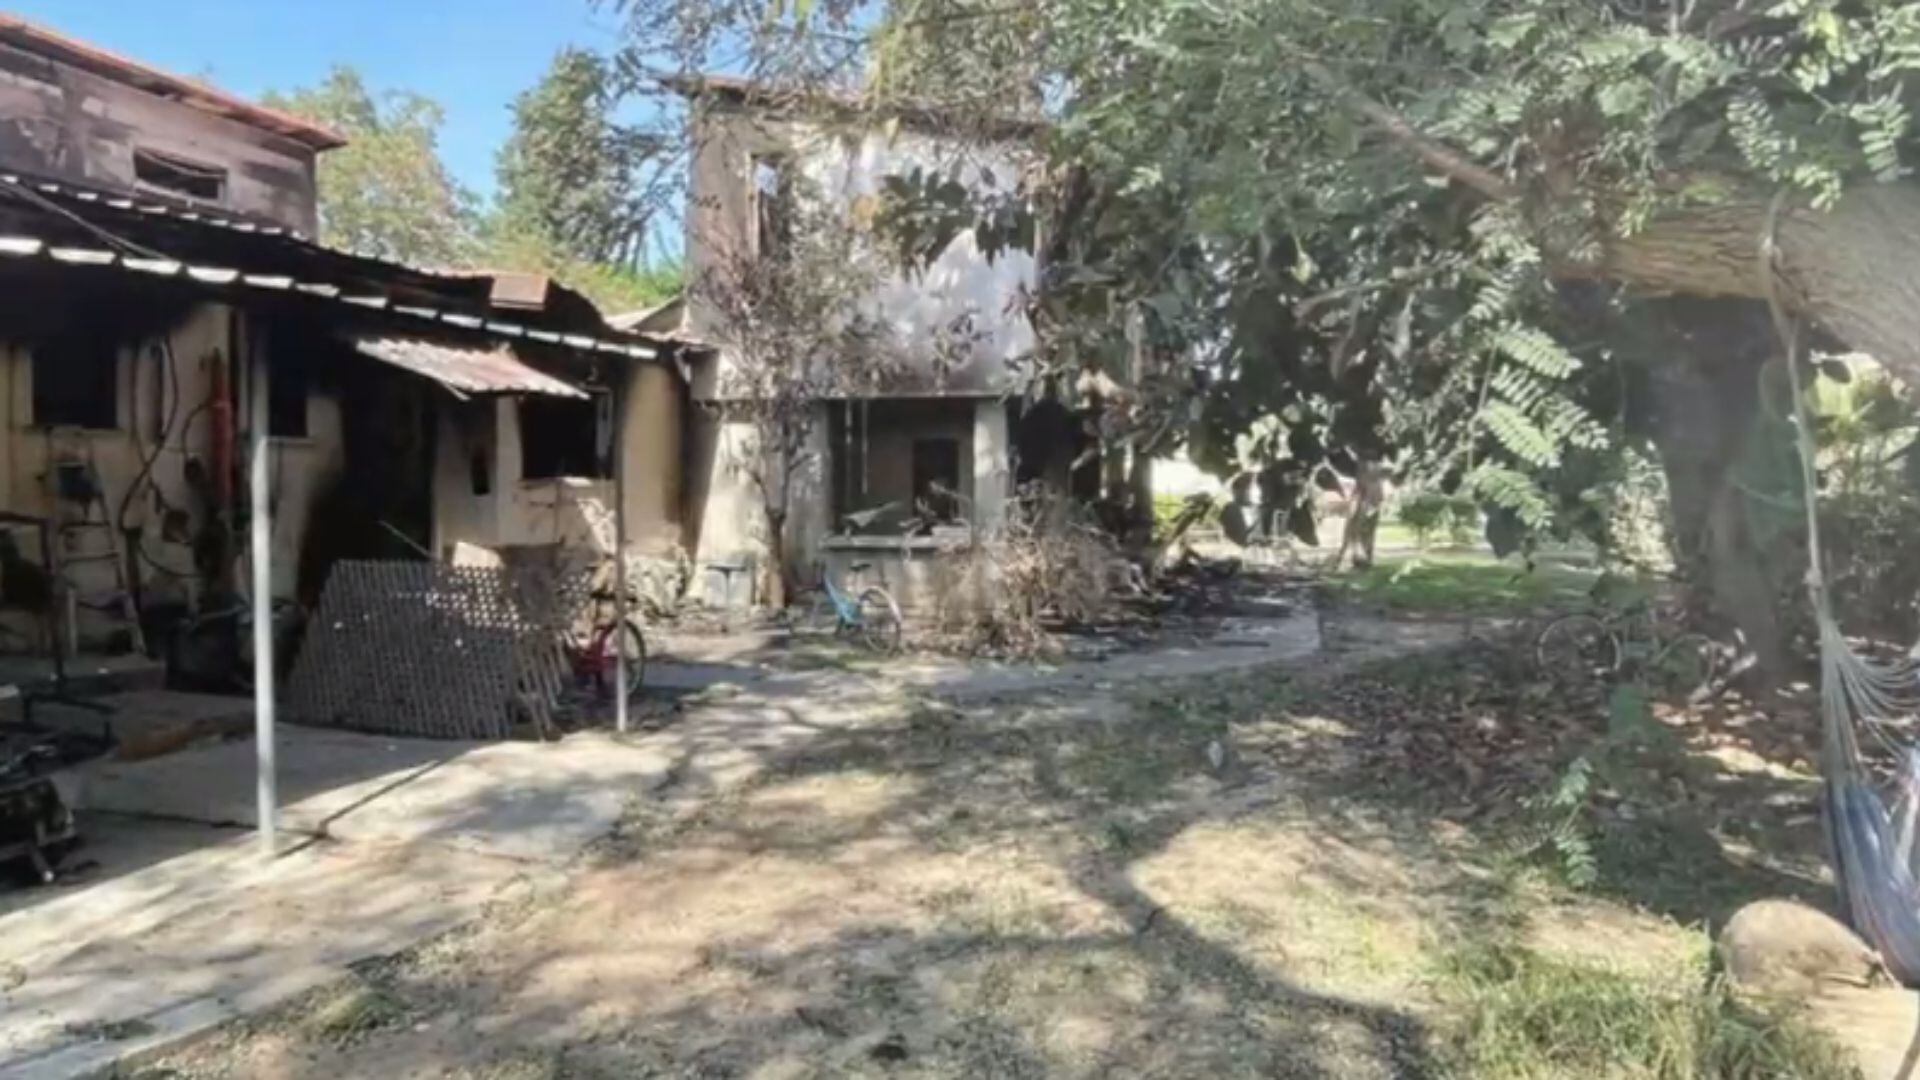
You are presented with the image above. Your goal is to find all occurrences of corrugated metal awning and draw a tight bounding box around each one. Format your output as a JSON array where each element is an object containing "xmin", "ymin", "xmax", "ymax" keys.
[
  {"xmin": 0, "ymin": 175, "xmax": 664, "ymax": 362},
  {"xmin": 348, "ymin": 336, "xmax": 589, "ymax": 399}
]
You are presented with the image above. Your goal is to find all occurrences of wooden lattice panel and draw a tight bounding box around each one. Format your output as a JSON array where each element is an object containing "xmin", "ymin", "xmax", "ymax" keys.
[{"xmin": 284, "ymin": 560, "xmax": 584, "ymax": 740}]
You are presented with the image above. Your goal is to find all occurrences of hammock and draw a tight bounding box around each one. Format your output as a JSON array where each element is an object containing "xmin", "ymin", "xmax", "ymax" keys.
[
  {"xmin": 1817, "ymin": 626, "xmax": 1920, "ymax": 984},
  {"xmin": 1766, "ymin": 198, "xmax": 1920, "ymax": 986}
]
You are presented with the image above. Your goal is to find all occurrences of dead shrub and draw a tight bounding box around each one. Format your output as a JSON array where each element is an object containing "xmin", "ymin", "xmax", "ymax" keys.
[{"xmin": 922, "ymin": 484, "xmax": 1129, "ymax": 657}]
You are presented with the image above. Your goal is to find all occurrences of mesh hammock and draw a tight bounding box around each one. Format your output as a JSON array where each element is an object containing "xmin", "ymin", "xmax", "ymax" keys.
[{"xmin": 1765, "ymin": 199, "xmax": 1920, "ymax": 985}]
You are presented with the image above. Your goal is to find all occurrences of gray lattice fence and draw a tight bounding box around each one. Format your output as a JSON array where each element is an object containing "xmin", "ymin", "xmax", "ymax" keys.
[{"xmin": 284, "ymin": 559, "xmax": 586, "ymax": 739}]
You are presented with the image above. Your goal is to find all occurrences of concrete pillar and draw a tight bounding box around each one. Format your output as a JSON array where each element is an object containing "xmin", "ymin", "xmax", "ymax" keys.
[
  {"xmin": 490, "ymin": 398, "xmax": 517, "ymax": 546},
  {"xmin": 972, "ymin": 398, "xmax": 1010, "ymax": 532}
]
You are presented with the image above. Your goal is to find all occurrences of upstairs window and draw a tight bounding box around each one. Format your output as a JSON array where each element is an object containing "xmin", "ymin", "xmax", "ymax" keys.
[
  {"xmin": 134, "ymin": 148, "xmax": 227, "ymax": 202},
  {"xmin": 752, "ymin": 155, "xmax": 792, "ymax": 260},
  {"xmin": 33, "ymin": 324, "xmax": 120, "ymax": 429}
]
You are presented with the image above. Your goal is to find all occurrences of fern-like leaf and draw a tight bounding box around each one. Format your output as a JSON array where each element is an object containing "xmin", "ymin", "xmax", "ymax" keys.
[
  {"xmin": 1493, "ymin": 324, "xmax": 1579, "ymax": 379},
  {"xmin": 1483, "ymin": 401, "xmax": 1559, "ymax": 467}
]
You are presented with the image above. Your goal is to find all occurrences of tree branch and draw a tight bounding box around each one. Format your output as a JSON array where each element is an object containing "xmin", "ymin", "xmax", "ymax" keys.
[
  {"xmin": 1294, "ymin": 261, "xmax": 1455, "ymax": 319},
  {"xmin": 1297, "ymin": 60, "xmax": 1515, "ymax": 202}
]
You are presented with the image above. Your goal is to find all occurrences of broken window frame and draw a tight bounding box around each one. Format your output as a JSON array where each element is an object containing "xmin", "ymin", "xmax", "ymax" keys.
[
  {"xmin": 132, "ymin": 147, "xmax": 228, "ymax": 203},
  {"xmin": 829, "ymin": 398, "xmax": 976, "ymax": 534},
  {"xmin": 912, "ymin": 437, "xmax": 962, "ymax": 523},
  {"xmin": 751, "ymin": 154, "xmax": 793, "ymax": 261}
]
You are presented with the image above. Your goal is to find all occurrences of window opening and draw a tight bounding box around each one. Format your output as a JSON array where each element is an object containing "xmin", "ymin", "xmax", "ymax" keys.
[
  {"xmin": 33, "ymin": 323, "xmax": 119, "ymax": 429},
  {"xmin": 133, "ymin": 148, "xmax": 227, "ymax": 201}
]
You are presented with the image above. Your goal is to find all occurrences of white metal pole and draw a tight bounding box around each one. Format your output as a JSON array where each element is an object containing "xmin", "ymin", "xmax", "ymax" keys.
[
  {"xmin": 249, "ymin": 339, "xmax": 277, "ymax": 856},
  {"xmin": 612, "ymin": 373, "xmax": 630, "ymax": 735}
]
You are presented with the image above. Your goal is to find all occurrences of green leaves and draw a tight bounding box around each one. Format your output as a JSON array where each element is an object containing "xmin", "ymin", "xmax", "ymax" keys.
[
  {"xmin": 495, "ymin": 48, "xmax": 655, "ymax": 267},
  {"xmin": 1469, "ymin": 464, "xmax": 1555, "ymax": 533},
  {"xmin": 265, "ymin": 67, "xmax": 477, "ymax": 265},
  {"xmin": 1484, "ymin": 401, "xmax": 1558, "ymax": 468},
  {"xmin": 1494, "ymin": 325, "xmax": 1579, "ymax": 380}
]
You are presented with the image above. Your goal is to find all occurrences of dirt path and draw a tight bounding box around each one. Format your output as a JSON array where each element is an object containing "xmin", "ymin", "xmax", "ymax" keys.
[{"xmin": 141, "ymin": 614, "xmax": 1825, "ymax": 1079}]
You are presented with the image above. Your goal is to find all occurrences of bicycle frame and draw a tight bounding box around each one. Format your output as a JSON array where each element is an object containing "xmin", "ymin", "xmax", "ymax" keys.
[
  {"xmin": 821, "ymin": 572, "xmax": 863, "ymax": 629},
  {"xmin": 570, "ymin": 620, "xmax": 621, "ymax": 679}
]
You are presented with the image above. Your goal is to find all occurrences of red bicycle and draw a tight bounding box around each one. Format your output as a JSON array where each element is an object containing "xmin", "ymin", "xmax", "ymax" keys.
[{"xmin": 563, "ymin": 584, "xmax": 647, "ymax": 704}]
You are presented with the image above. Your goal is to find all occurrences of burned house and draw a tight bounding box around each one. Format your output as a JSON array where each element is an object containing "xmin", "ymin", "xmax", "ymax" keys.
[
  {"xmin": 658, "ymin": 76, "xmax": 1090, "ymax": 609},
  {"xmin": 0, "ymin": 17, "xmax": 684, "ymax": 671}
]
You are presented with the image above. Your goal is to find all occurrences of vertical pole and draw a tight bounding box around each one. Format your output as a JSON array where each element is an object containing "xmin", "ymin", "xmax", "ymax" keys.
[
  {"xmin": 612, "ymin": 373, "xmax": 630, "ymax": 735},
  {"xmin": 248, "ymin": 334, "xmax": 277, "ymax": 856}
]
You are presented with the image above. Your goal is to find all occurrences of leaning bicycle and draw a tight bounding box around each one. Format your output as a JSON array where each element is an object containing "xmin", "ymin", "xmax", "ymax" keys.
[
  {"xmin": 796, "ymin": 560, "xmax": 904, "ymax": 653},
  {"xmin": 1535, "ymin": 592, "xmax": 1720, "ymax": 699},
  {"xmin": 560, "ymin": 576, "xmax": 647, "ymax": 704}
]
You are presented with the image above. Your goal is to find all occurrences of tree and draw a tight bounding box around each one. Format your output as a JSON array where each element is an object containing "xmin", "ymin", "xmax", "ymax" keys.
[
  {"xmin": 266, "ymin": 67, "xmax": 476, "ymax": 265},
  {"xmin": 616, "ymin": 0, "xmax": 1920, "ymax": 680},
  {"xmin": 495, "ymin": 48, "xmax": 659, "ymax": 267},
  {"xmin": 689, "ymin": 175, "xmax": 900, "ymax": 607}
]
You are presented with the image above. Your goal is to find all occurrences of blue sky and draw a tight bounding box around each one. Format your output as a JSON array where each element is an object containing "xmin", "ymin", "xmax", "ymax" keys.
[{"xmin": 8, "ymin": 0, "xmax": 633, "ymax": 200}]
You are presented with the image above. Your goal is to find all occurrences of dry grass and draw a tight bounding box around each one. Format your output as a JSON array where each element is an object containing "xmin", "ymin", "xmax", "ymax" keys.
[{"xmin": 148, "ymin": 630, "xmax": 1845, "ymax": 1080}]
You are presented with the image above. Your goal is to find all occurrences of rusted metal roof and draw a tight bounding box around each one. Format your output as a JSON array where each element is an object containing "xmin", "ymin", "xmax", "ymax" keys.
[
  {"xmin": 0, "ymin": 17, "xmax": 346, "ymax": 150},
  {"xmin": 0, "ymin": 174, "xmax": 664, "ymax": 353},
  {"xmin": 0, "ymin": 231, "xmax": 660, "ymax": 361},
  {"xmin": 348, "ymin": 336, "xmax": 588, "ymax": 399}
]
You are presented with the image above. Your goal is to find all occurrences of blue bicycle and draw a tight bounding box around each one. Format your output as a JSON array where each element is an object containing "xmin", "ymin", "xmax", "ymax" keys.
[{"xmin": 800, "ymin": 560, "xmax": 904, "ymax": 653}]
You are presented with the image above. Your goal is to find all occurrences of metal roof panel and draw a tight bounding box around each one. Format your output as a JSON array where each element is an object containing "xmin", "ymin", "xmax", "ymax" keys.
[{"xmin": 349, "ymin": 336, "xmax": 589, "ymax": 399}]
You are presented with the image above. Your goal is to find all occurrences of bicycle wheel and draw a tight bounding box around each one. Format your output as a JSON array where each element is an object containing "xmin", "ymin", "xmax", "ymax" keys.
[
  {"xmin": 1535, "ymin": 614, "xmax": 1619, "ymax": 679},
  {"xmin": 1650, "ymin": 633, "xmax": 1719, "ymax": 700},
  {"xmin": 856, "ymin": 587, "xmax": 903, "ymax": 653}
]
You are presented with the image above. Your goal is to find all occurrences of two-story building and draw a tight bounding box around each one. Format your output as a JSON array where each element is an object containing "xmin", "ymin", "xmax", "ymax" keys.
[
  {"xmin": 655, "ymin": 76, "xmax": 1085, "ymax": 608},
  {"xmin": 0, "ymin": 17, "xmax": 683, "ymax": 664}
]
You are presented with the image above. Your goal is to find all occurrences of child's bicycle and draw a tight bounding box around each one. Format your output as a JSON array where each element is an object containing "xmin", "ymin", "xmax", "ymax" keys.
[
  {"xmin": 1534, "ymin": 580, "xmax": 1720, "ymax": 699},
  {"xmin": 796, "ymin": 560, "xmax": 904, "ymax": 653}
]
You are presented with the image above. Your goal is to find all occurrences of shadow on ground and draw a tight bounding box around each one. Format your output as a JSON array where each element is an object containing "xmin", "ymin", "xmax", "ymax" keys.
[{"xmin": 147, "ymin": 618, "xmax": 1833, "ymax": 1079}]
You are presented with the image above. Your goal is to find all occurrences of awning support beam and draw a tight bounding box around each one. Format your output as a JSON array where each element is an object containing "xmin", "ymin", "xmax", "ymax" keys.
[{"xmin": 613, "ymin": 371, "xmax": 631, "ymax": 735}]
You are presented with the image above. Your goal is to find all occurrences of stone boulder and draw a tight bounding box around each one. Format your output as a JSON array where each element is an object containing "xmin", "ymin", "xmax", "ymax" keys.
[{"xmin": 1720, "ymin": 898, "xmax": 1918, "ymax": 1079}]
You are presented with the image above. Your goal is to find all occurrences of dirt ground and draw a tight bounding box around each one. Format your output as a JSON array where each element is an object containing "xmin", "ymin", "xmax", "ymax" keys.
[{"xmin": 136, "ymin": 609, "xmax": 1837, "ymax": 1080}]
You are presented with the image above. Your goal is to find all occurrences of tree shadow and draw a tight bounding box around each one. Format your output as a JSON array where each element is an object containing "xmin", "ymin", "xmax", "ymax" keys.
[{"xmin": 136, "ymin": 620, "xmax": 1837, "ymax": 1078}]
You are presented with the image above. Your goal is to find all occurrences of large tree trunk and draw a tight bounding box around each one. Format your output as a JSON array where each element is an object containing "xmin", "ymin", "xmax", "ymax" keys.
[
  {"xmin": 1641, "ymin": 300, "xmax": 1798, "ymax": 686},
  {"xmin": 1328, "ymin": 455, "xmax": 1384, "ymax": 572},
  {"xmin": 1599, "ymin": 186, "xmax": 1920, "ymax": 387},
  {"xmin": 763, "ymin": 506, "xmax": 790, "ymax": 610}
]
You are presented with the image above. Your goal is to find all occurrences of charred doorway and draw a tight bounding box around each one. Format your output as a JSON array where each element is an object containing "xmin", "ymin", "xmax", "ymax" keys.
[{"xmin": 294, "ymin": 335, "xmax": 436, "ymax": 604}]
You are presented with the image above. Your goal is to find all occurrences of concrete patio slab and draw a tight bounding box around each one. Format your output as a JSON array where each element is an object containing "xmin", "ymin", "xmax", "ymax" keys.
[
  {"xmin": 2, "ymin": 725, "xmax": 680, "ymax": 1077},
  {"xmin": 63, "ymin": 726, "xmax": 677, "ymax": 863},
  {"xmin": 0, "ymin": 815, "xmax": 548, "ymax": 1079}
]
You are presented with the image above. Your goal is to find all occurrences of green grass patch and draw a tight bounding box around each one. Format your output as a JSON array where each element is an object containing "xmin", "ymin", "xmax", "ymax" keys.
[
  {"xmin": 1434, "ymin": 943, "xmax": 1854, "ymax": 1079},
  {"xmin": 301, "ymin": 974, "xmax": 413, "ymax": 1046},
  {"xmin": 1330, "ymin": 550, "xmax": 1598, "ymax": 616}
]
